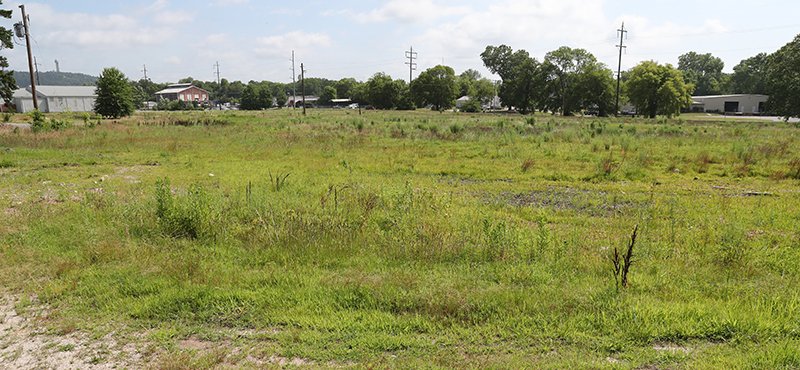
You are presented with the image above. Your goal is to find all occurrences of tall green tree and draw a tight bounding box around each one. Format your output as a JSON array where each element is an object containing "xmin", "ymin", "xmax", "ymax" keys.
[
  {"xmin": 239, "ymin": 84, "xmax": 260, "ymax": 110},
  {"xmin": 541, "ymin": 46, "xmax": 612, "ymax": 115},
  {"xmin": 678, "ymin": 52, "xmax": 724, "ymax": 96},
  {"xmin": 364, "ymin": 73, "xmax": 399, "ymax": 109},
  {"xmin": 319, "ymin": 85, "xmax": 337, "ymax": 106},
  {"xmin": 334, "ymin": 78, "xmax": 359, "ymax": 99},
  {"xmin": 410, "ymin": 65, "xmax": 457, "ymax": 111},
  {"xmin": 481, "ymin": 45, "xmax": 543, "ymax": 114},
  {"xmin": 625, "ymin": 61, "xmax": 693, "ymax": 118},
  {"xmin": 765, "ymin": 34, "xmax": 800, "ymax": 118},
  {"xmin": 94, "ymin": 67, "xmax": 135, "ymax": 118},
  {"xmin": 730, "ymin": 53, "xmax": 769, "ymax": 95},
  {"xmin": 0, "ymin": 2, "xmax": 16, "ymax": 104}
]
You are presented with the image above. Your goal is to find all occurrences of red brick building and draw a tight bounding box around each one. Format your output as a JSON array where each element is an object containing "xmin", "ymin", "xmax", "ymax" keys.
[{"xmin": 155, "ymin": 83, "xmax": 210, "ymax": 103}]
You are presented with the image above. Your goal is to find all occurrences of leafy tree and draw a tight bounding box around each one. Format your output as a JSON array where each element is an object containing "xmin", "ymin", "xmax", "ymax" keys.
[
  {"xmin": 730, "ymin": 53, "xmax": 769, "ymax": 94},
  {"xmin": 410, "ymin": 65, "xmax": 457, "ymax": 111},
  {"xmin": 678, "ymin": 52, "xmax": 724, "ymax": 96},
  {"xmin": 94, "ymin": 67, "xmax": 135, "ymax": 118},
  {"xmin": 258, "ymin": 85, "xmax": 273, "ymax": 109},
  {"xmin": 394, "ymin": 79, "xmax": 415, "ymax": 110},
  {"xmin": 456, "ymin": 69, "xmax": 482, "ymax": 97},
  {"xmin": 481, "ymin": 45, "xmax": 543, "ymax": 114},
  {"xmin": 765, "ymin": 35, "xmax": 800, "ymax": 118},
  {"xmin": 541, "ymin": 46, "xmax": 611, "ymax": 115},
  {"xmin": 239, "ymin": 84, "xmax": 260, "ymax": 110},
  {"xmin": 319, "ymin": 85, "xmax": 337, "ymax": 106},
  {"xmin": 625, "ymin": 61, "xmax": 692, "ymax": 118},
  {"xmin": 334, "ymin": 78, "xmax": 359, "ymax": 99},
  {"xmin": 364, "ymin": 73, "xmax": 399, "ymax": 109},
  {"xmin": 274, "ymin": 90, "xmax": 287, "ymax": 108},
  {"xmin": 0, "ymin": 2, "xmax": 16, "ymax": 104},
  {"xmin": 577, "ymin": 63, "xmax": 616, "ymax": 116}
]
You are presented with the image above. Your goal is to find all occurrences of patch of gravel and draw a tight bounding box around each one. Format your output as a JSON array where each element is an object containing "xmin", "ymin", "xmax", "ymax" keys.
[
  {"xmin": 0, "ymin": 295, "xmax": 143, "ymax": 369},
  {"xmin": 484, "ymin": 187, "xmax": 645, "ymax": 215}
]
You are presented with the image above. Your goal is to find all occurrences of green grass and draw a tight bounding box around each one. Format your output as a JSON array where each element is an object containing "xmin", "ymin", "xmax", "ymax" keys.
[{"xmin": 1, "ymin": 109, "xmax": 800, "ymax": 368}]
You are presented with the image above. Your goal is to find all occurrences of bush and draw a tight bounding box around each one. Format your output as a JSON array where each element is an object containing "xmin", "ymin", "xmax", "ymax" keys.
[
  {"xmin": 155, "ymin": 179, "xmax": 216, "ymax": 239},
  {"xmin": 460, "ymin": 99, "xmax": 482, "ymax": 113}
]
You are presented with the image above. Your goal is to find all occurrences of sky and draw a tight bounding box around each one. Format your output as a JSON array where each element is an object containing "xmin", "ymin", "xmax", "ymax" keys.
[{"xmin": 3, "ymin": 0, "xmax": 800, "ymax": 84}]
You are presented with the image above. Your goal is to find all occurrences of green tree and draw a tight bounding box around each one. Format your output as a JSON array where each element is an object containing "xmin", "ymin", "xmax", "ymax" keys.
[
  {"xmin": 481, "ymin": 45, "xmax": 543, "ymax": 114},
  {"xmin": 410, "ymin": 65, "xmax": 457, "ymax": 111},
  {"xmin": 94, "ymin": 67, "xmax": 135, "ymax": 118},
  {"xmin": 730, "ymin": 53, "xmax": 769, "ymax": 95},
  {"xmin": 765, "ymin": 35, "xmax": 800, "ymax": 118},
  {"xmin": 334, "ymin": 78, "xmax": 359, "ymax": 99},
  {"xmin": 578, "ymin": 63, "xmax": 616, "ymax": 116},
  {"xmin": 239, "ymin": 84, "xmax": 260, "ymax": 110},
  {"xmin": 274, "ymin": 90, "xmax": 287, "ymax": 108},
  {"xmin": 625, "ymin": 61, "xmax": 693, "ymax": 118},
  {"xmin": 541, "ymin": 46, "xmax": 611, "ymax": 115},
  {"xmin": 394, "ymin": 79, "xmax": 415, "ymax": 110},
  {"xmin": 319, "ymin": 85, "xmax": 337, "ymax": 106},
  {"xmin": 364, "ymin": 73, "xmax": 399, "ymax": 109},
  {"xmin": 257, "ymin": 85, "xmax": 273, "ymax": 109},
  {"xmin": 678, "ymin": 52, "xmax": 724, "ymax": 96},
  {"xmin": 0, "ymin": 2, "xmax": 16, "ymax": 104}
]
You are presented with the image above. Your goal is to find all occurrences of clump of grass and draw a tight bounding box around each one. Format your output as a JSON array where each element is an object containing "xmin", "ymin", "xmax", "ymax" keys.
[
  {"xmin": 695, "ymin": 151, "xmax": 714, "ymax": 174},
  {"xmin": 449, "ymin": 123, "xmax": 464, "ymax": 135},
  {"xmin": 521, "ymin": 159, "xmax": 535, "ymax": 173},
  {"xmin": 155, "ymin": 178, "xmax": 216, "ymax": 239},
  {"xmin": 610, "ymin": 225, "xmax": 638, "ymax": 290},
  {"xmin": 787, "ymin": 158, "xmax": 800, "ymax": 180},
  {"xmin": 0, "ymin": 159, "xmax": 14, "ymax": 168},
  {"xmin": 269, "ymin": 171, "xmax": 291, "ymax": 192}
]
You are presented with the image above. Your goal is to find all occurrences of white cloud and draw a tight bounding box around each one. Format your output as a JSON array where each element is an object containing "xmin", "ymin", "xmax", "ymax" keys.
[
  {"xmin": 254, "ymin": 31, "xmax": 331, "ymax": 58},
  {"xmin": 165, "ymin": 56, "xmax": 182, "ymax": 65},
  {"xmin": 339, "ymin": 0, "xmax": 470, "ymax": 23},
  {"xmin": 212, "ymin": 0, "xmax": 249, "ymax": 5},
  {"xmin": 406, "ymin": 0, "xmax": 732, "ymax": 75},
  {"xmin": 154, "ymin": 10, "xmax": 195, "ymax": 25}
]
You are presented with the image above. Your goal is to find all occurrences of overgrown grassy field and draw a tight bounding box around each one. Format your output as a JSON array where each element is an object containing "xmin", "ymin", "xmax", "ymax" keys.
[{"xmin": 1, "ymin": 109, "xmax": 799, "ymax": 368}]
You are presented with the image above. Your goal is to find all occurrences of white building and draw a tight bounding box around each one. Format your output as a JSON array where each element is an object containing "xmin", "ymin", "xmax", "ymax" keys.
[
  {"xmin": 12, "ymin": 85, "xmax": 97, "ymax": 113},
  {"xmin": 691, "ymin": 94, "xmax": 769, "ymax": 115}
]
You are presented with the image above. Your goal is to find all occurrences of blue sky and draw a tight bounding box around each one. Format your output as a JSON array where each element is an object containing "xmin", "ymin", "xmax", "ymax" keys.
[{"xmin": 3, "ymin": 0, "xmax": 799, "ymax": 83}]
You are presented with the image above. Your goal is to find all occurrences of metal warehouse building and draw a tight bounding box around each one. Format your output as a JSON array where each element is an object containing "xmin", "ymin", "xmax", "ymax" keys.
[
  {"xmin": 12, "ymin": 86, "xmax": 97, "ymax": 113},
  {"xmin": 691, "ymin": 94, "xmax": 769, "ymax": 115}
]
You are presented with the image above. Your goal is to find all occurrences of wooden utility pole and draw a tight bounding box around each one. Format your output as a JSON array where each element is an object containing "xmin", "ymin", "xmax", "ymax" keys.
[
  {"xmin": 291, "ymin": 50, "xmax": 296, "ymax": 110},
  {"xmin": 615, "ymin": 22, "xmax": 628, "ymax": 116},
  {"xmin": 19, "ymin": 4, "xmax": 37, "ymax": 110},
  {"xmin": 300, "ymin": 63, "xmax": 306, "ymax": 116}
]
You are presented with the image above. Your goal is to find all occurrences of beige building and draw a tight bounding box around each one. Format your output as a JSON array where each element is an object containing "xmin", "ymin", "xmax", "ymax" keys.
[{"xmin": 691, "ymin": 94, "xmax": 769, "ymax": 115}]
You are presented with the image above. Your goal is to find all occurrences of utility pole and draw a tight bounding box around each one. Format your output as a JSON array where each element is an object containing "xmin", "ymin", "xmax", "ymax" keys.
[
  {"xmin": 300, "ymin": 63, "xmax": 306, "ymax": 116},
  {"xmin": 615, "ymin": 22, "xmax": 628, "ymax": 116},
  {"xmin": 214, "ymin": 61, "xmax": 221, "ymax": 84},
  {"xmin": 19, "ymin": 5, "xmax": 37, "ymax": 110},
  {"xmin": 142, "ymin": 64, "xmax": 149, "ymax": 81},
  {"xmin": 54, "ymin": 60, "xmax": 60, "ymax": 73},
  {"xmin": 33, "ymin": 56, "xmax": 42, "ymax": 86},
  {"xmin": 405, "ymin": 46, "xmax": 417, "ymax": 84},
  {"xmin": 291, "ymin": 50, "xmax": 296, "ymax": 110}
]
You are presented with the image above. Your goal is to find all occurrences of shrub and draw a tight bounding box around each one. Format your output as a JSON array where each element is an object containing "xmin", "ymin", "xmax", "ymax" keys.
[
  {"xmin": 155, "ymin": 179, "xmax": 216, "ymax": 239},
  {"xmin": 29, "ymin": 110, "xmax": 46, "ymax": 132}
]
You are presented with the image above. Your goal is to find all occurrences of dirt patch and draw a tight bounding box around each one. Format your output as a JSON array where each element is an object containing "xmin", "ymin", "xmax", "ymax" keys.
[
  {"xmin": 653, "ymin": 343, "xmax": 691, "ymax": 353},
  {"xmin": 485, "ymin": 187, "xmax": 644, "ymax": 215},
  {"xmin": 0, "ymin": 294, "xmax": 143, "ymax": 369}
]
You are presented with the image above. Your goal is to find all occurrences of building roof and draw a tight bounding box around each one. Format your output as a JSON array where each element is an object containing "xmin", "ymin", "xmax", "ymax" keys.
[
  {"xmin": 692, "ymin": 94, "xmax": 769, "ymax": 99},
  {"xmin": 33, "ymin": 85, "xmax": 96, "ymax": 98},
  {"xmin": 13, "ymin": 88, "xmax": 32, "ymax": 99},
  {"xmin": 155, "ymin": 84, "xmax": 210, "ymax": 95},
  {"xmin": 331, "ymin": 99, "xmax": 352, "ymax": 103}
]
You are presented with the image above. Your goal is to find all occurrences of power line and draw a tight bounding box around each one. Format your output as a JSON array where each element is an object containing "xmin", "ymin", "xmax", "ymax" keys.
[
  {"xmin": 405, "ymin": 46, "xmax": 417, "ymax": 84},
  {"xmin": 615, "ymin": 22, "xmax": 627, "ymax": 116},
  {"xmin": 142, "ymin": 64, "xmax": 149, "ymax": 81},
  {"xmin": 214, "ymin": 61, "xmax": 221, "ymax": 84}
]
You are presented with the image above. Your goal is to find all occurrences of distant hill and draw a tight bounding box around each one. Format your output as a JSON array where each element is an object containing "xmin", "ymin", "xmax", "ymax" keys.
[{"xmin": 13, "ymin": 71, "xmax": 98, "ymax": 88}]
